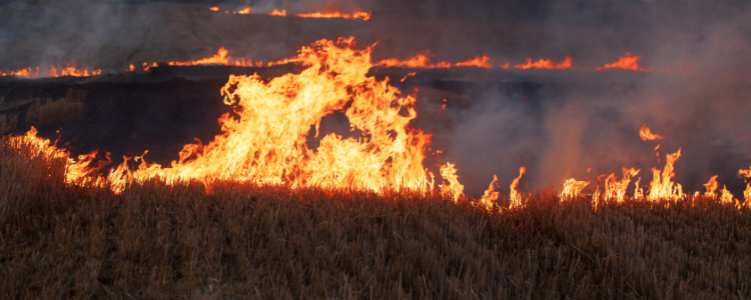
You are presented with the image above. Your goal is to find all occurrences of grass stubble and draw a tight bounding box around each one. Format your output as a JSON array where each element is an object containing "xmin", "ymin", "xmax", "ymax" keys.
[{"xmin": 1, "ymin": 135, "xmax": 750, "ymax": 300}]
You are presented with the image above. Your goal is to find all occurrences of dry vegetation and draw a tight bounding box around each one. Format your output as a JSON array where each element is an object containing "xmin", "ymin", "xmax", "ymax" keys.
[
  {"xmin": 1, "ymin": 135, "xmax": 751, "ymax": 300},
  {"xmin": 24, "ymin": 88, "xmax": 86, "ymax": 127}
]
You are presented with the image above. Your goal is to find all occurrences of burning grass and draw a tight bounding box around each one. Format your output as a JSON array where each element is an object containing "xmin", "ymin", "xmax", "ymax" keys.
[{"xmin": 2, "ymin": 134, "xmax": 751, "ymax": 299}]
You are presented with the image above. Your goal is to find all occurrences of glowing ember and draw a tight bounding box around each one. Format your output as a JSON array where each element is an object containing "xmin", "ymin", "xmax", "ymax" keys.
[
  {"xmin": 596, "ymin": 52, "xmax": 652, "ymax": 72},
  {"xmin": 514, "ymin": 56, "xmax": 572, "ymax": 70},
  {"xmin": 508, "ymin": 167, "xmax": 526, "ymax": 208},
  {"xmin": 639, "ymin": 124, "xmax": 664, "ymax": 141}
]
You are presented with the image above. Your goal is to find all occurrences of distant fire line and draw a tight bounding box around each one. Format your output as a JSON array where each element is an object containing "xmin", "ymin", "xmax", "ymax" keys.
[{"xmin": 208, "ymin": 7, "xmax": 371, "ymax": 21}]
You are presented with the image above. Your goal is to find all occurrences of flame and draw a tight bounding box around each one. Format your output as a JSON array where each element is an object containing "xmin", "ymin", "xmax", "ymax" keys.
[
  {"xmin": 440, "ymin": 163, "xmax": 464, "ymax": 202},
  {"xmin": 296, "ymin": 11, "xmax": 371, "ymax": 21},
  {"xmin": 1, "ymin": 65, "xmax": 101, "ymax": 79},
  {"xmin": 237, "ymin": 7, "xmax": 251, "ymax": 14},
  {"xmin": 647, "ymin": 149, "xmax": 683, "ymax": 202},
  {"xmin": 603, "ymin": 167, "xmax": 640, "ymax": 203},
  {"xmin": 639, "ymin": 124, "xmax": 664, "ymax": 141},
  {"xmin": 508, "ymin": 167, "xmax": 526, "ymax": 209},
  {"xmin": 479, "ymin": 174, "xmax": 500, "ymax": 210},
  {"xmin": 268, "ymin": 9, "xmax": 287, "ymax": 16},
  {"xmin": 514, "ymin": 56, "xmax": 572, "ymax": 70},
  {"xmin": 739, "ymin": 168, "xmax": 751, "ymax": 206},
  {"xmin": 454, "ymin": 55, "xmax": 493, "ymax": 69},
  {"xmin": 560, "ymin": 178, "xmax": 589, "ymax": 199},
  {"xmin": 374, "ymin": 51, "xmax": 451, "ymax": 69},
  {"xmin": 165, "ymin": 47, "xmax": 262, "ymax": 67},
  {"xmin": 720, "ymin": 185, "xmax": 735, "ymax": 205},
  {"xmin": 209, "ymin": 6, "xmax": 219, "ymax": 11},
  {"xmin": 703, "ymin": 175, "xmax": 719, "ymax": 197},
  {"xmin": 596, "ymin": 52, "xmax": 652, "ymax": 72},
  {"xmin": 103, "ymin": 37, "xmax": 435, "ymax": 194}
]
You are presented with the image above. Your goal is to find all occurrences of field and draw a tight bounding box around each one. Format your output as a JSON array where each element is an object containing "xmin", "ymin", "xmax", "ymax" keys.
[{"xmin": 1, "ymin": 135, "xmax": 751, "ymax": 300}]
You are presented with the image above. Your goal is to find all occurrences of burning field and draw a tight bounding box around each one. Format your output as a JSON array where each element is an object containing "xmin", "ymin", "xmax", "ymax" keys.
[{"xmin": 1, "ymin": 0, "xmax": 751, "ymax": 299}]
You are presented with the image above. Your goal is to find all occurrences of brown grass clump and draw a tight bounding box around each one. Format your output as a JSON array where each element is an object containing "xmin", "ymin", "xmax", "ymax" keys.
[
  {"xmin": 24, "ymin": 88, "xmax": 86, "ymax": 127},
  {"xmin": 0, "ymin": 113, "xmax": 18, "ymax": 135},
  {"xmin": 1, "ymin": 136, "xmax": 751, "ymax": 299}
]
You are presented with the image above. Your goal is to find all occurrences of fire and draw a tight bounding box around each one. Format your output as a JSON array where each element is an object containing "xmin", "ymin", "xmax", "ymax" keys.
[
  {"xmin": 704, "ymin": 175, "xmax": 719, "ymax": 197},
  {"xmin": 560, "ymin": 178, "xmax": 589, "ymax": 199},
  {"xmin": 454, "ymin": 55, "xmax": 493, "ymax": 69},
  {"xmin": 639, "ymin": 124, "xmax": 664, "ymax": 140},
  {"xmin": 603, "ymin": 167, "xmax": 640, "ymax": 203},
  {"xmin": 103, "ymin": 37, "xmax": 435, "ymax": 194},
  {"xmin": 479, "ymin": 174, "xmax": 500, "ymax": 210},
  {"xmin": 374, "ymin": 51, "xmax": 451, "ymax": 69},
  {"xmin": 508, "ymin": 167, "xmax": 526, "ymax": 209},
  {"xmin": 268, "ymin": 9, "xmax": 287, "ymax": 17},
  {"xmin": 209, "ymin": 6, "xmax": 219, "ymax": 11},
  {"xmin": 237, "ymin": 7, "xmax": 251, "ymax": 14},
  {"xmin": 296, "ymin": 11, "xmax": 371, "ymax": 21},
  {"xmin": 166, "ymin": 47, "xmax": 262, "ymax": 67},
  {"xmin": 596, "ymin": 52, "xmax": 652, "ymax": 72},
  {"xmin": 647, "ymin": 149, "xmax": 683, "ymax": 201},
  {"xmin": 514, "ymin": 56, "xmax": 572, "ymax": 70},
  {"xmin": 1, "ymin": 65, "xmax": 101, "ymax": 79},
  {"xmin": 739, "ymin": 168, "xmax": 751, "ymax": 206},
  {"xmin": 440, "ymin": 163, "xmax": 464, "ymax": 202}
]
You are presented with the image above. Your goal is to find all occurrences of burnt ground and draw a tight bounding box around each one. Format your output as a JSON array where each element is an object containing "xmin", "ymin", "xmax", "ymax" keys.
[{"xmin": 0, "ymin": 66, "xmax": 749, "ymax": 196}]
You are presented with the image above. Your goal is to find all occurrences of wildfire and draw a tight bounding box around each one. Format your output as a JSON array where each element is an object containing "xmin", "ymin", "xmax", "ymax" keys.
[
  {"xmin": 454, "ymin": 55, "xmax": 493, "ymax": 69},
  {"xmin": 1, "ymin": 65, "xmax": 102, "ymax": 79},
  {"xmin": 596, "ymin": 52, "xmax": 652, "ymax": 72},
  {"xmin": 647, "ymin": 149, "xmax": 683, "ymax": 201},
  {"xmin": 374, "ymin": 51, "xmax": 452, "ymax": 69},
  {"xmin": 268, "ymin": 9, "xmax": 288, "ymax": 16},
  {"xmin": 479, "ymin": 174, "xmax": 500, "ymax": 210},
  {"xmin": 639, "ymin": 124, "xmax": 664, "ymax": 141},
  {"xmin": 167, "ymin": 47, "xmax": 260, "ymax": 67},
  {"xmin": 560, "ymin": 178, "xmax": 589, "ymax": 199},
  {"xmin": 508, "ymin": 167, "xmax": 526, "ymax": 209},
  {"xmin": 514, "ymin": 56, "xmax": 572, "ymax": 70},
  {"xmin": 440, "ymin": 163, "xmax": 464, "ymax": 202},
  {"xmin": 296, "ymin": 11, "xmax": 371, "ymax": 21}
]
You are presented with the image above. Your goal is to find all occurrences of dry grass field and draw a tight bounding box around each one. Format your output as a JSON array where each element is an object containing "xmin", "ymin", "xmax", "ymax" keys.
[{"xmin": 1, "ymin": 134, "xmax": 751, "ymax": 299}]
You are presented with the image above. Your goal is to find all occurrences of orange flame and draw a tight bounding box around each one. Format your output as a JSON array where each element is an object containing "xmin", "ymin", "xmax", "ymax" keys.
[
  {"xmin": 560, "ymin": 178, "xmax": 589, "ymax": 199},
  {"xmin": 603, "ymin": 167, "xmax": 640, "ymax": 203},
  {"xmin": 237, "ymin": 7, "xmax": 251, "ymax": 14},
  {"xmin": 639, "ymin": 124, "xmax": 664, "ymax": 141},
  {"xmin": 454, "ymin": 55, "xmax": 493, "ymax": 69},
  {"xmin": 209, "ymin": 6, "xmax": 219, "ymax": 11},
  {"xmin": 268, "ymin": 9, "xmax": 287, "ymax": 16},
  {"xmin": 166, "ymin": 47, "xmax": 262, "ymax": 67},
  {"xmin": 106, "ymin": 37, "xmax": 435, "ymax": 194},
  {"xmin": 647, "ymin": 149, "xmax": 683, "ymax": 201},
  {"xmin": 739, "ymin": 168, "xmax": 751, "ymax": 207},
  {"xmin": 596, "ymin": 52, "xmax": 652, "ymax": 72},
  {"xmin": 479, "ymin": 174, "xmax": 500, "ymax": 210},
  {"xmin": 440, "ymin": 163, "xmax": 464, "ymax": 202},
  {"xmin": 374, "ymin": 51, "xmax": 451, "ymax": 69},
  {"xmin": 703, "ymin": 175, "xmax": 719, "ymax": 197},
  {"xmin": 514, "ymin": 56, "xmax": 572, "ymax": 70},
  {"xmin": 508, "ymin": 167, "xmax": 526, "ymax": 209},
  {"xmin": 1, "ymin": 65, "xmax": 101, "ymax": 79},
  {"xmin": 296, "ymin": 11, "xmax": 371, "ymax": 21}
]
